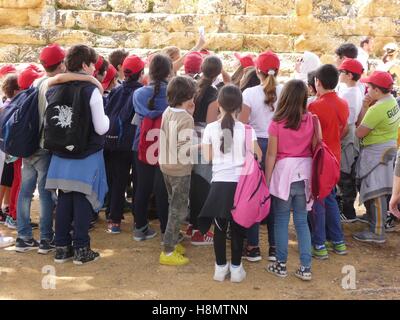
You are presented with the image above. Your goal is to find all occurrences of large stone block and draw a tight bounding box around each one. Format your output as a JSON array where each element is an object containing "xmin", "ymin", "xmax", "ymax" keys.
[
  {"xmin": 152, "ymin": 0, "xmax": 197, "ymax": 14},
  {"xmin": 0, "ymin": 28, "xmax": 48, "ymax": 45},
  {"xmin": 0, "ymin": 0, "xmax": 43, "ymax": 9},
  {"xmin": 147, "ymin": 31, "xmax": 197, "ymax": 49},
  {"xmin": 294, "ymin": 34, "xmax": 343, "ymax": 54},
  {"xmin": 221, "ymin": 15, "xmax": 269, "ymax": 34},
  {"xmin": 50, "ymin": 29, "xmax": 97, "ymax": 46},
  {"xmin": 206, "ymin": 33, "xmax": 244, "ymax": 50},
  {"xmin": 0, "ymin": 8, "xmax": 29, "ymax": 26},
  {"xmin": 243, "ymin": 35, "xmax": 292, "ymax": 52},
  {"xmin": 312, "ymin": 0, "xmax": 352, "ymax": 22},
  {"xmin": 269, "ymin": 16, "xmax": 318, "ymax": 35},
  {"xmin": 56, "ymin": 0, "xmax": 108, "ymax": 10},
  {"xmin": 246, "ymin": 0, "xmax": 295, "ymax": 15},
  {"xmin": 332, "ymin": 17, "xmax": 372, "ymax": 36},
  {"xmin": 109, "ymin": 0, "xmax": 149, "ymax": 13},
  {"xmin": 370, "ymin": 17, "xmax": 398, "ymax": 37},
  {"xmin": 357, "ymin": 0, "xmax": 400, "ymax": 18},
  {"xmin": 196, "ymin": 0, "xmax": 245, "ymax": 15},
  {"xmin": 0, "ymin": 45, "xmax": 40, "ymax": 63},
  {"xmin": 295, "ymin": 0, "xmax": 313, "ymax": 16},
  {"xmin": 125, "ymin": 32, "xmax": 151, "ymax": 48}
]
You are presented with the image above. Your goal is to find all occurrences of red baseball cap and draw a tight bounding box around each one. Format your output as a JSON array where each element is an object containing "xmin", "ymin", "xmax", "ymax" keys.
[
  {"xmin": 339, "ymin": 58, "xmax": 364, "ymax": 75},
  {"xmin": 363, "ymin": 71, "xmax": 394, "ymax": 90},
  {"xmin": 0, "ymin": 64, "xmax": 16, "ymax": 78},
  {"xmin": 94, "ymin": 55, "xmax": 104, "ymax": 71},
  {"xmin": 122, "ymin": 55, "xmax": 145, "ymax": 74},
  {"xmin": 234, "ymin": 53, "xmax": 255, "ymax": 68},
  {"xmin": 39, "ymin": 44, "xmax": 65, "ymax": 68},
  {"xmin": 18, "ymin": 67, "xmax": 42, "ymax": 90},
  {"xmin": 256, "ymin": 51, "xmax": 280, "ymax": 74},
  {"xmin": 102, "ymin": 64, "xmax": 117, "ymax": 90},
  {"xmin": 184, "ymin": 52, "xmax": 203, "ymax": 74}
]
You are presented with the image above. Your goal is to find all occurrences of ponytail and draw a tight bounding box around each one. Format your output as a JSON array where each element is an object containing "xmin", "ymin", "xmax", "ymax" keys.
[
  {"xmin": 262, "ymin": 70, "xmax": 278, "ymax": 112},
  {"xmin": 194, "ymin": 76, "xmax": 213, "ymax": 105},
  {"xmin": 220, "ymin": 112, "xmax": 235, "ymax": 154},
  {"xmin": 148, "ymin": 80, "xmax": 161, "ymax": 110}
]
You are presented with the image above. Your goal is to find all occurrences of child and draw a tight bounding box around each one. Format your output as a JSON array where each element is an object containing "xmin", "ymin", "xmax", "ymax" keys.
[
  {"xmin": 45, "ymin": 45, "xmax": 109, "ymax": 264},
  {"xmin": 307, "ymin": 71, "xmax": 318, "ymax": 105},
  {"xmin": 104, "ymin": 54, "xmax": 145, "ymax": 234},
  {"xmin": 101, "ymin": 64, "xmax": 118, "ymax": 96},
  {"xmin": 94, "ymin": 55, "xmax": 109, "ymax": 83},
  {"xmin": 199, "ymin": 84, "xmax": 261, "ymax": 283},
  {"xmin": 354, "ymin": 71, "xmax": 400, "ymax": 243},
  {"xmin": 108, "ymin": 49, "xmax": 129, "ymax": 84},
  {"xmin": 183, "ymin": 52, "xmax": 203, "ymax": 79},
  {"xmin": 239, "ymin": 51, "xmax": 283, "ymax": 262},
  {"xmin": 239, "ymin": 67, "xmax": 260, "ymax": 92},
  {"xmin": 188, "ymin": 56, "xmax": 223, "ymax": 246},
  {"xmin": 132, "ymin": 54, "xmax": 172, "ymax": 241},
  {"xmin": 337, "ymin": 58, "xmax": 364, "ymax": 223},
  {"xmin": 265, "ymin": 80, "xmax": 316, "ymax": 281},
  {"xmin": 159, "ymin": 76, "xmax": 196, "ymax": 266},
  {"xmin": 308, "ymin": 64, "xmax": 349, "ymax": 259},
  {"xmin": 231, "ymin": 53, "xmax": 255, "ymax": 87}
]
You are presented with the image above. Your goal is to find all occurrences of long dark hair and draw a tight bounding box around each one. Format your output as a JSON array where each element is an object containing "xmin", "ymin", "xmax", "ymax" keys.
[
  {"xmin": 148, "ymin": 54, "xmax": 172, "ymax": 110},
  {"xmin": 194, "ymin": 56, "xmax": 222, "ymax": 105},
  {"xmin": 240, "ymin": 67, "xmax": 260, "ymax": 92},
  {"xmin": 273, "ymin": 79, "xmax": 308, "ymax": 130},
  {"xmin": 218, "ymin": 85, "xmax": 243, "ymax": 153}
]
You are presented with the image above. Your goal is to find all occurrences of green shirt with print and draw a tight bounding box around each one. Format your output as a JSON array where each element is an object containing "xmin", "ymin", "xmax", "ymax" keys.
[{"xmin": 361, "ymin": 96, "xmax": 400, "ymax": 146}]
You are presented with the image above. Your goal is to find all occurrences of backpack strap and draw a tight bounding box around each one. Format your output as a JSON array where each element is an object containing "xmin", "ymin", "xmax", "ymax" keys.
[
  {"xmin": 244, "ymin": 124, "xmax": 253, "ymax": 154},
  {"xmin": 312, "ymin": 114, "xmax": 322, "ymax": 143}
]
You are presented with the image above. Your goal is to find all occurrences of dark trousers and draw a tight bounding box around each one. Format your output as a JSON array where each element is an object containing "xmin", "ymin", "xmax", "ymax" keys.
[
  {"xmin": 133, "ymin": 154, "xmax": 169, "ymax": 233},
  {"xmin": 104, "ymin": 150, "xmax": 132, "ymax": 223},
  {"xmin": 337, "ymin": 164, "xmax": 357, "ymax": 219},
  {"xmin": 214, "ymin": 218, "xmax": 246, "ymax": 266},
  {"xmin": 189, "ymin": 173, "xmax": 210, "ymax": 229},
  {"xmin": 55, "ymin": 191, "xmax": 92, "ymax": 249}
]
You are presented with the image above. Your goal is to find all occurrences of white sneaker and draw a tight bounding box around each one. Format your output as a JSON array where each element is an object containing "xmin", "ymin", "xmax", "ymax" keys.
[
  {"xmin": 230, "ymin": 263, "xmax": 246, "ymax": 283},
  {"xmin": 0, "ymin": 236, "xmax": 15, "ymax": 248},
  {"xmin": 213, "ymin": 263, "xmax": 230, "ymax": 282}
]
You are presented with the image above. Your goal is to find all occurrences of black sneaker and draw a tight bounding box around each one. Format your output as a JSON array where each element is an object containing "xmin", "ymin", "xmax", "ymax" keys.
[
  {"xmin": 295, "ymin": 265, "xmax": 312, "ymax": 281},
  {"xmin": 54, "ymin": 246, "xmax": 74, "ymax": 263},
  {"xmin": 266, "ymin": 261, "xmax": 288, "ymax": 278},
  {"xmin": 0, "ymin": 209, "xmax": 6, "ymax": 224},
  {"xmin": 243, "ymin": 246, "xmax": 262, "ymax": 262},
  {"xmin": 268, "ymin": 246, "xmax": 277, "ymax": 262},
  {"xmin": 73, "ymin": 246, "xmax": 100, "ymax": 265},
  {"xmin": 385, "ymin": 213, "xmax": 396, "ymax": 233},
  {"xmin": 38, "ymin": 238, "xmax": 56, "ymax": 254},
  {"xmin": 15, "ymin": 238, "xmax": 40, "ymax": 252}
]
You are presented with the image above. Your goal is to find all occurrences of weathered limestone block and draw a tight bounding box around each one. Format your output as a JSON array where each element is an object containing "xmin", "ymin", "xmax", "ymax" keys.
[
  {"xmin": 147, "ymin": 31, "xmax": 197, "ymax": 49},
  {"xmin": 243, "ymin": 35, "xmax": 292, "ymax": 52},
  {"xmin": 222, "ymin": 15, "xmax": 269, "ymax": 34},
  {"xmin": 0, "ymin": 45, "xmax": 40, "ymax": 63},
  {"xmin": 332, "ymin": 17, "xmax": 372, "ymax": 36},
  {"xmin": 206, "ymin": 33, "xmax": 244, "ymax": 50},
  {"xmin": 125, "ymin": 32, "xmax": 151, "ymax": 48},
  {"xmin": 126, "ymin": 13, "xmax": 168, "ymax": 32},
  {"xmin": 196, "ymin": 0, "xmax": 245, "ymax": 15},
  {"xmin": 152, "ymin": 0, "xmax": 197, "ymax": 14},
  {"xmin": 0, "ymin": 8, "xmax": 29, "ymax": 26},
  {"xmin": 109, "ymin": 0, "xmax": 148, "ymax": 13},
  {"xmin": 0, "ymin": 28, "xmax": 47, "ymax": 45},
  {"xmin": 312, "ymin": 0, "xmax": 352, "ymax": 22},
  {"xmin": 269, "ymin": 16, "xmax": 318, "ymax": 36},
  {"xmin": 28, "ymin": 8, "xmax": 42, "ymax": 27},
  {"xmin": 370, "ymin": 17, "xmax": 398, "ymax": 37},
  {"xmin": 50, "ymin": 29, "xmax": 97, "ymax": 46},
  {"xmin": 295, "ymin": 0, "xmax": 313, "ymax": 16},
  {"xmin": 246, "ymin": 0, "xmax": 295, "ymax": 15},
  {"xmin": 56, "ymin": 10, "xmax": 127, "ymax": 31},
  {"xmin": 95, "ymin": 36, "xmax": 119, "ymax": 48},
  {"xmin": 294, "ymin": 34, "xmax": 343, "ymax": 54},
  {"xmin": 357, "ymin": 0, "xmax": 400, "ymax": 18},
  {"xmin": 0, "ymin": 0, "xmax": 43, "ymax": 9},
  {"xmin": 56, "ymin": 0, "xmax": 108, "ymax": 11}
]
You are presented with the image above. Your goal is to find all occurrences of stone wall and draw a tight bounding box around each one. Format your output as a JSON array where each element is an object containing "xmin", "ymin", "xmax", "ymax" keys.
[{"xmin": 0, "ymin": 0, "xmax": 399, "ymax": 72}]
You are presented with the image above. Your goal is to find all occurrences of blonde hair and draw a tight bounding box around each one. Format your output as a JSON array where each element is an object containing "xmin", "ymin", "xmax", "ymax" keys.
[
  {"xmin": 260, "ymin": 70, "xmax": 278, "ymax": 111},
  {"xmin": 161, "ymin": 46, "xmax": 180, "ymax": 61}
]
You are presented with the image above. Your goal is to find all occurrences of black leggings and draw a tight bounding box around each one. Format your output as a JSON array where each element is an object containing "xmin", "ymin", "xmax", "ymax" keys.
[{"xmin": 214, "ymin": 218, "xmax": 246, "ymax": 266}]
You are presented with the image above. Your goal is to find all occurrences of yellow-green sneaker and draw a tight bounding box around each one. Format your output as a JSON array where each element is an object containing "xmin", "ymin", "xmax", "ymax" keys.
[
  {"xmin": 175, "ymin": 243, "xmax": 186, "ymax": 255},
  {"xmin": 159, "ymin": 250, "xmax": 189, "ymax": 266}
]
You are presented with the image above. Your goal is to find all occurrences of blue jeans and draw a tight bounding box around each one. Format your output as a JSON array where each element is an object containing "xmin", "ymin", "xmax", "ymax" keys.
[
  {"xmin": 17, "ymin": 150, "xmax": 54, "ymax": 241},
  {"xmin": 246, "ymin": 138, "xmax": 275, "ymax": 248},
  {"xmin": 311, "ymin": 188, "xmax": 344, "ymax": 246},
  {"xmin": 273, "ymin": 181, "xmax": 311, "ymax": 267}
]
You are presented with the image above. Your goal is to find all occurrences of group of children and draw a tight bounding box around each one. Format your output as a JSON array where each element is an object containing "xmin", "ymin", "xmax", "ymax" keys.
[{"xmin": 0, "ymin": 35, "xmax": 399, "ymax": 282}]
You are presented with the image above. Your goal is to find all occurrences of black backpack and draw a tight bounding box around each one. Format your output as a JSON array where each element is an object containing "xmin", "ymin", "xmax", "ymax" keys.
[{"xmin": 44, "ymin": 81, "xmax": 93, "ymax": 155}]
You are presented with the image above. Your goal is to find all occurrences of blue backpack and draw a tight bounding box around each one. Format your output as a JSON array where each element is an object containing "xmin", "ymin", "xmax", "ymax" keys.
[
  {"xmin": 0, "ymin": 86, "xmax": 41, "ymax": 157},
  {"xmin": 104, "ymin": 81, "xmax": 142, "ymax": 151}
]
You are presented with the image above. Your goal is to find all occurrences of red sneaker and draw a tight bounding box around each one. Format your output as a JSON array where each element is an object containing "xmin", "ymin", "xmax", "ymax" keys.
[{"xmin": 191, "ymin": 230, "xmax": 213, "ymax": 246}]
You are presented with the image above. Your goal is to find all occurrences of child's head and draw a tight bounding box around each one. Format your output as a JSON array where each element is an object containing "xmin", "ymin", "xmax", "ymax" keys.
[
  {"xmin": 255, "ymin": 51, "xmax": 280, "ymax": 111},
  {"xmin": 183, "ymin": 52, "xmax": 203, "ymax": 76},
  {"xmin": 315, "ymin": 64, "xmax": 339, "ymax": 93},
  {"xmin": 18, "ymin": 66, "xmax": 42, "ymax": 90},
  {"xmin": 334, "ymin": 43, "xmax": 358, "ymax": 67},
  {"xmin": 360, "ymin": 37, "xmax": 374, "ymax": 54},
  {"xmin": 39, "ymin": 44, "xmax": 66, "ymax": 74},
  {"xmin": 239, "ymin": 67, "xmax": 260, "ymax": 92},
  {"xmin": 167, "ymin": 76, "xmax": 196, "ymax": 114},
  {"xmin": 109, "ymin": 49, "xmax": 129, "ymax": 79},
  {"xmin": 307, "ymin": 70, "xmax": 317, "ymax": 96},
  {"xmin": 161, "ymin": 46, "xmax": 181, "ymax": 62},
  {"xmin": 94, "ymin": 55, "xmax": 109, "ymax": 82},
  {"xmin": 1, "ymin": 74, "xmax": 19, "ymax": 99},
  {"xmin": 101, "ymin": 64, "xmax": 118, "ymax": 91},
  {"xmin": 273, "ymin": 79, "xmax": 308, "ymax": 130},
  {"xmin": 122, "ymin": 54, "xmax": 145, "ymax": 82},
  {"xmin": 338, "ymin": 58, "xmax": 363, "ymax": 85},
  {"xmin": 194, "ymin": 56, "xmax": 222, "ymax": 104},
  {"xmin": 364, "ymin": 71, "xmax": 393, "ymax": 100},
  {"xmin": 148, "ymin": 54, "xmax": 173, "ymax": 110},
  {"xmin": 218, "ymin": 84, "xmax": 242, "ymax": 154},
  {"xmin": 65, "ymin": 45, "xmax": 98, "ymax": 75}
]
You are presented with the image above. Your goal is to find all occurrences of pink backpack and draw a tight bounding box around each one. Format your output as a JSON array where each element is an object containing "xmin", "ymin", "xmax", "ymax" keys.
[{"xmin": 231, "ymin": 125, "xmax": 271, "ymax": 228}]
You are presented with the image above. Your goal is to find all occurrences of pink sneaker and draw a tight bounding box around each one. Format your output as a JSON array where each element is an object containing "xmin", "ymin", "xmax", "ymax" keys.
[{"xmin": 191, "ymin": 230, "xmax": 213, "ymax": 246}]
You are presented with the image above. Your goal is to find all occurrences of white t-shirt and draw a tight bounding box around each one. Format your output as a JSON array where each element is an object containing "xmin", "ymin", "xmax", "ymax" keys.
[
  {"xmin": 242, "ymin": 84, "xmax": 283, "ymax": 138},
  {"xmin": 202, "ymin": 120, "xmax": 257, "ymax": 183},
  {"xmin": 357, "ymin": 47, "xmax": 369, "ymax": 72},
  {"xmin": 338, "ymin": 85, "xmax": 363, "ymax": 124},
  {"xmin": 337, "ymin": 81, "xmax": 365, "ymax": 100}
]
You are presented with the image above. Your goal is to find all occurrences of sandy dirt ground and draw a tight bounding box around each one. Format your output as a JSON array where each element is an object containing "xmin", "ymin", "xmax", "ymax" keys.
[{"xmin": 0, "ymin": 198, "xmax": 399, "ymax": 300}]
